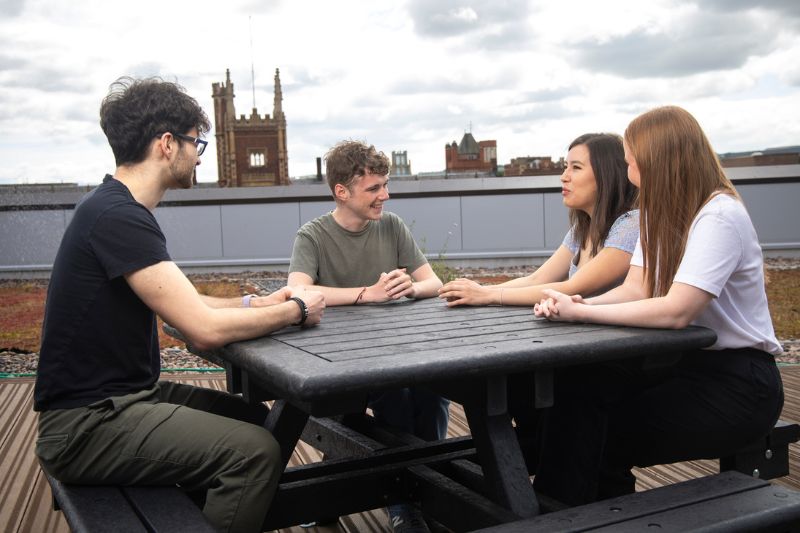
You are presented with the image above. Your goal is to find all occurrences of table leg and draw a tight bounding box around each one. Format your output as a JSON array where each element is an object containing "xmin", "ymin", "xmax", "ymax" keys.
[
  {"xmin": 463, "ymin": 376, "xmax": 539, "ymax": 518},
  {"xmin": 223, "ymin": 361, "xmax": 241, "ymax": 394},
  {"xmin": 264, "ymin": 400, "xmax": 310, "ymax": 469}
]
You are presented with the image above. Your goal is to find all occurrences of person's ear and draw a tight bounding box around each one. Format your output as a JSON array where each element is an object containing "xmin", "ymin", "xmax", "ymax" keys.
[
  {"xmin": 334, "ymin": 183, "xmax": 349, "ymax": 201},
  {"xmin": 154, "ymin": 133, "xmax": 176, "ymax": 160}
]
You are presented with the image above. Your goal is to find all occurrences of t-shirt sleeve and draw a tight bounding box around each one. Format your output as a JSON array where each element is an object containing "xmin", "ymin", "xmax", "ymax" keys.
[
  {"xmin": 394, "ymin": 215, "xmax": 428, "ymax": 273},
  {"xmin": 673, "ymin": 212, "xmax": 742, "ymax": 297},
  {"xmin": 288, "ymin": 231, "xmax": 320, "ymax": 282},
  {"xmin": 603, "ymin": 210, "xmax": 640, "ymax": 253},
  {"xmin": 91, "ymin": 204, "xmax": 170, "ymax": 279},
  {"xmin": 561, "ymin": 227, "xmax": 579, "ymax": 255},
  {"xmin": 631, "ymin": 237, "xmax": 644, "ymax": 267}
]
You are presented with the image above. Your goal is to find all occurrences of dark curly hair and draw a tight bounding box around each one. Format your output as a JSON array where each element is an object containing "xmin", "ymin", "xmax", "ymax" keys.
[
  {"xmin": 99, "ymin": 76, "xmax": 211, "ymax": 166},
  {"xmin": 324, "ymin": 140, "xmax": 390, "ymax": 194}
]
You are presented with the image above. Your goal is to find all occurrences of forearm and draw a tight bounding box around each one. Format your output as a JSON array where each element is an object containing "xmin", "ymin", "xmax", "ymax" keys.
[
  {"xmin": 571, "ymin": 297, "xmax": 693, "ymax": 329},
  {"xmin": 584, "ymin": 282, "xmax": 644, "ymax": 306},
  {"xmin": 497, "ymin": 284, "xmax": 554, "ymax": 306},
  {"xmin": 411, "ymin": 276, "xmax": 443, "ymax": 299},
  {"xmin": 497, "ymin": 278, "xmax": 598, "ymax": 307},
  {"xmin": 296, "ymin": 284, "xmax": 365, "ymax": 306},
  {"xmin": 185, "ymin": 300, "xmax": 302, "ymax": 350},
  {"xmin": 199, "ymin": 294, "xmax": 244, "ymax": 308}
]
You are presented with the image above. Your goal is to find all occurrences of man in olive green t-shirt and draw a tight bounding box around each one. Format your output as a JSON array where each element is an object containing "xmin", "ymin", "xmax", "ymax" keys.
[
  {"xmin": 288, "ymin": 142, "xmax": 441, "ymax": 306},
  {"xmin": 288, "ymin": 140, "xmax": 447, "ymax": 532}
]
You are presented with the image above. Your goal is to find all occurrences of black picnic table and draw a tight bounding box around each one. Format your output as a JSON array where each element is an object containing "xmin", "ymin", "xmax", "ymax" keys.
[{"xmin": 177, "ymin": 296, "xmax": 717, "ymax": 530}]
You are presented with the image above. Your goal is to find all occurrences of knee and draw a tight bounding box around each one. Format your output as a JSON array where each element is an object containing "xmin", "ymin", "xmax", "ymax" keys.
[{"xmin": 226, "ymin": 424, "xmax": 281, "ymax": 479}]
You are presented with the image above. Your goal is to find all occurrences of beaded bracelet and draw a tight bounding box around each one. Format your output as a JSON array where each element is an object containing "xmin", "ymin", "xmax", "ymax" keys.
[{"xmin": 289, "ymin": 297, "xmax": 308, "ymax": 326}]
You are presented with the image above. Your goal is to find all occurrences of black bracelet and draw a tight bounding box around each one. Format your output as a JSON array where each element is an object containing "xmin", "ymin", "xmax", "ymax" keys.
[{"xmin": 289, "ymin": 297, "xmax": 308, "ymax": 326}]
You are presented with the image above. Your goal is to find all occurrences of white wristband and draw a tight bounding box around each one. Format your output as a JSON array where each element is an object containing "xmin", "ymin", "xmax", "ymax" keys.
[{"xmin": 242, "ymin": 294, "xmax": 254, "ymax": 308}]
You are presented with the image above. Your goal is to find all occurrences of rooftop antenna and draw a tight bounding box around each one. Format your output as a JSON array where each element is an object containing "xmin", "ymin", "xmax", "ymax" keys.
[{"xmin": 249, "ymin": 16, "xmax": 256, "ymax": 110}]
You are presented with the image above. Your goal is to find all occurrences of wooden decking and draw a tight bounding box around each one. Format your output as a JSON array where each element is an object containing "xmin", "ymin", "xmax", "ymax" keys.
[{"xmin": 4, "ymin": 367, "xmax": 800, "ymax": 533}]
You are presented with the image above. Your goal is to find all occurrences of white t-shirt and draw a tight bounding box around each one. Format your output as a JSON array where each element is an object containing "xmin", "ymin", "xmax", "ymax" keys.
[{"xmin": 631, "ymin": 194, "xmax": 781, "ymax": 354}]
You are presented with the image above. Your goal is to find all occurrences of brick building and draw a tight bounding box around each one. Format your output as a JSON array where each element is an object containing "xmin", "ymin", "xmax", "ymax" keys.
[
  {"xmin": 719, "ymin": 147, "xmax": 800, "ymax": 168},
  {"xmin": 211, "ymin": 69, "xmax": 290, "ymax": 187},
  {"xmin": 445, "ymin": 132, "xmax": 497, "ymax": 174},
  {"xmin": 503, "ymin": 155, "xmax": 565, "ymax": 177}
]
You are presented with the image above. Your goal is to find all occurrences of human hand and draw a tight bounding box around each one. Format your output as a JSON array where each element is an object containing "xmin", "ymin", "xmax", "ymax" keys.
[
  {"xmin": 290, "ymin": 288, "xmax": 325, "ymax": 327},
  {"xmin": 252, "ymin": 286, "xmax": 291, "ymax": 306},
  {"xmin": 383, "ymin": 268, "xmax": 415, "ymax": 300},
  {"xmin": 533, "ymin": 289, "xmax": 584, "ymax": 321},
  {"xmin": 364, "ymin": 273, "xmax": 392, "ymax": 303},
  {"xmin": 437, "ymin": 278, "xmax": 490, "ymax": 307}
]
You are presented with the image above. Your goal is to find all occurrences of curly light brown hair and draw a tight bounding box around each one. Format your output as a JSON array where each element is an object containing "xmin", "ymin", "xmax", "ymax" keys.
[{"xmin": 324, "ymin": 140, "xmax": 390, "ymax": 194}]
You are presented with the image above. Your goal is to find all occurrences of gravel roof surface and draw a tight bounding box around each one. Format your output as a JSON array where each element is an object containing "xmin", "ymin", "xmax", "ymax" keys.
[{"xmin": 2, "ymin": 258, "xmax": 798, "ymax": 375}]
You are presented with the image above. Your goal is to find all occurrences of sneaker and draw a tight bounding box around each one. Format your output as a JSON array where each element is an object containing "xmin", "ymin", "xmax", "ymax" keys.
[{"xmin": 387, "ymin": 503, "xmax": 430, "ymax": 533}]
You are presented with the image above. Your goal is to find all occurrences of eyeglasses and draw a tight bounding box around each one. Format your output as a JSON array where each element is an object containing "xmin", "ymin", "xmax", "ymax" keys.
[
  {"xmin": 173, "ymin": 133, "xmax": 208, "ymax": 156},
  {"xmin": 157, "ymin": 132, "xmax": 208, "ymax": 156}
]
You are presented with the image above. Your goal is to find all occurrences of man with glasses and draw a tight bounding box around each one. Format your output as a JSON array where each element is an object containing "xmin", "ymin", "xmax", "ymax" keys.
[
  {"xmin": 288, "ymin": 139, "xmax": 445, "ymax": 533},
  {"xmin": 33, "ymin": 76, "xmax": 325, "ymax": 533}
]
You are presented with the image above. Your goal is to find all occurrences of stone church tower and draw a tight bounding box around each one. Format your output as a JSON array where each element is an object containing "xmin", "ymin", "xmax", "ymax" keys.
[{"xmin": 211, "ymin": 69, "xmax": 290, "ymax": 187}]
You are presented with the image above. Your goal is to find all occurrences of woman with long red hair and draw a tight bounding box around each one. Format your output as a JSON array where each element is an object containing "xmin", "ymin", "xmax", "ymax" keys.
[{"xmin": 532, "ymin": 106, "xmax": 784, "ymax": 505}]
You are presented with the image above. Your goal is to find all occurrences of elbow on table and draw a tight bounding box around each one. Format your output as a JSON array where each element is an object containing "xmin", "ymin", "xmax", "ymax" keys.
[
  {"xmin": 182, "ymin": 329, "xmax": 227, "ymax": 352},
  {"xmin": 664, "ymin": 313, "xmax": 694, "ymax": 330}
]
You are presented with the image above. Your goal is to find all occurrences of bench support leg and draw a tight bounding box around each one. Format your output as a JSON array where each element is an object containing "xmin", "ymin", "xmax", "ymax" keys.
[
  {"xmin": 264, "ymin": 400, "xmax": 309, "ymax": 469},
  {"xmin": 463, "ymin": 376, "xmax": 539, "ymax": 519}
]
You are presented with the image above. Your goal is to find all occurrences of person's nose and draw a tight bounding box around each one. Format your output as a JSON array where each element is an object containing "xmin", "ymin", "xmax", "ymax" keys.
[
  {"xmin": 560, "ymin": 168, "xmax": 569, "ymax": 182},
  {"xmin": 380, "ymin": 187, "xmax": 390, "ymax": 200}
]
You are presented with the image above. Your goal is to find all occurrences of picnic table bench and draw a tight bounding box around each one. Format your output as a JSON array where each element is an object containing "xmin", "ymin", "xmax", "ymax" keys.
[
  {"xmin": 39, "ymin": 404, "xmax": 800, "ymax": 532},
  {"xmin": 173, "ymin": 297, "xmax": 800, "ymax": 531},
  {"xmin": 41, "ymin": 469, "xmax": 214, "ymax": 533},
  {"xmin": 721, "ymin": 419, "xmax": 800, "ymax": 479},
  {"xmin": 39, "ymin": 296, "xmax": 787, "ymax": 532},
  {"xmin": 474, "ymin": 470, "xmax": 800, "ymax": 532}
]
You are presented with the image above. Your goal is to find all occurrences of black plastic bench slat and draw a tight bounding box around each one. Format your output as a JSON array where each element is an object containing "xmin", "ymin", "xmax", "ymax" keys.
[
  {"xmin": 123, "ymin": 486, "xmax": 216, "ymax": 532},
  {"xmin": 593, "ymin": 485, "xmax": 800, "ymax": 532},
  {"xmin": 45, "ymin": 474, "xmax": 147, "ymax": 533},
  {"xmin": 43, "ymin": 469, "xmax": 213, "ymax": 532},
  {"xmin": 720, "ymin": 420, "xmax": 800, "ymax": 479},
  {"xmin": 474, "ymin": 471, "xmax": 776, "ymax": 532}
]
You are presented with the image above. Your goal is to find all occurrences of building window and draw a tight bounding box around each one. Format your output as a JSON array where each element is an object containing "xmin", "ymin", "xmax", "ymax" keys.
[{"xmin": 249, "ymin": 149, "xmax": 266, "ymax": 167}]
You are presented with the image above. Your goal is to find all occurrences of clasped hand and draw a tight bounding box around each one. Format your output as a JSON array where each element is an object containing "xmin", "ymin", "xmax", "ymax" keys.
[
  {"xmin": 437, "ymin": 278, "xmax": 490, "ymax": 307},
  {"xmin": 368, "ymin": 268, "xmax": 415, "ymax": 302},
  {"xmin": 257, "ymin": 286, "xmax": 325, "ymax": 326},
  {"xmin": 533, "ymin": 289, "xmax": 584, "ymax": 321}
]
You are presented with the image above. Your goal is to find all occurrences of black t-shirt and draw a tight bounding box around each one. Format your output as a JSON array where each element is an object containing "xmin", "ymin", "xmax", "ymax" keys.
[{"xmin": 34, "ymin": 175, "xmax": 171, "ymax": 411}]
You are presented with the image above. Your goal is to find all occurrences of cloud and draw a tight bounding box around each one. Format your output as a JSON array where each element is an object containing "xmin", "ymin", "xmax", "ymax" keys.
[
  {"xmin": 701, "ymin": 0, "xmax": 800, "ymax": 19},
  {"xmin": 407, "ymin": 0, "xmax": 531, "ymax": 49},
  {"xmin": 0, "ymin": 0, "xmax": 25, "ymax": 17},
  {"xmin": 514, "ymin": 86, "xmax": 583, "ymax": 103},
  {"xmin": 0, "ymin": 53, "xmax": 25, "ymax": 70},
  {"xmin": 0, "ymin": 52, "xmax": 94, "ymax": 93},
  {"xmin": 571, "ymin": 10, "xmax": 778, "ymax": 78},
  {"xmin": 388, "ymin": 72, "xmax": 517, "ymax": 95}
]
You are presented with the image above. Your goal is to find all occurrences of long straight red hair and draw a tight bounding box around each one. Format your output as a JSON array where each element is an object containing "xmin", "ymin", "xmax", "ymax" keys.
[{"xmin": 625, "ymin": 106, "xmax": 738, "ymax": 297}]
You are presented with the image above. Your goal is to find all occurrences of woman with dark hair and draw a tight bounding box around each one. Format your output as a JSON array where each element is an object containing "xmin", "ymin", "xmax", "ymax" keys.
[
  {"xmin": 439, "ymin": 133, "xmax": 639, "ymax": 306},
  {"xmin": 533, "ymin": 106, "xmax": 784, "ymax": 506}
]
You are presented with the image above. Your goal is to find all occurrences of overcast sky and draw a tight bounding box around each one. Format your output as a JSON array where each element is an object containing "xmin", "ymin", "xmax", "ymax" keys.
[{"xmin": 1, "ymin": 0, "xmax": 799, "ymax": 185}]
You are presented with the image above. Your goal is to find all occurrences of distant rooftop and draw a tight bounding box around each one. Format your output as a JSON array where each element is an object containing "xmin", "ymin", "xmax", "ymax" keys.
[{"xmin": 718, "ymin": 145, "xmax": 800, "ymax": 159}]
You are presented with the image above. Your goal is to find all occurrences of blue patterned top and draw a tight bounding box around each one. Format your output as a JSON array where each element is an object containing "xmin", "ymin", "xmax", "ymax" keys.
[{"xmin": 561, "ymin": 209, "xmax": 640, "ymax": 279}]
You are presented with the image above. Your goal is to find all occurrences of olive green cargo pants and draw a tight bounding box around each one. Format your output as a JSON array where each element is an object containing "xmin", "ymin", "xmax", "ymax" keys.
[{"xmin": 36, "ymin": 381, "xmax": 281, "ymax": 533}]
